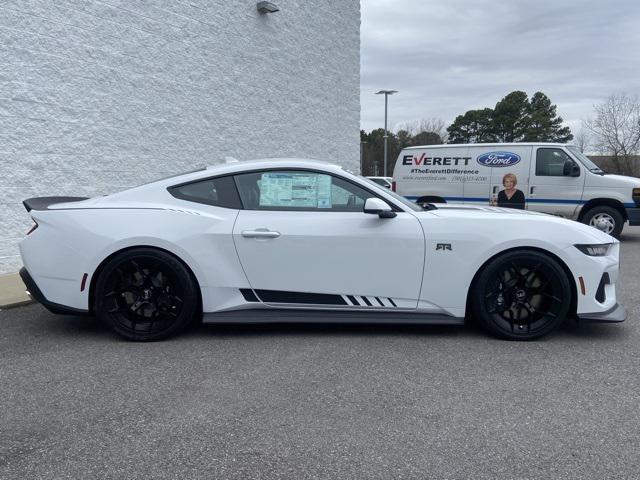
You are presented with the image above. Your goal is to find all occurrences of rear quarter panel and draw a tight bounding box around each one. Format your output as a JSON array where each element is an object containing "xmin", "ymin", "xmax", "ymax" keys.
[{"xmin": 20, "ymin": 205, "xmax": 247, "ymax": 311}]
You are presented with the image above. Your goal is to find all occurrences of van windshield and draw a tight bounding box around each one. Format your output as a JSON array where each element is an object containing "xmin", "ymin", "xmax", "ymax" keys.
[{"xmin": 567, "ymin": 146, "xmax": 605, "ymax": 174}]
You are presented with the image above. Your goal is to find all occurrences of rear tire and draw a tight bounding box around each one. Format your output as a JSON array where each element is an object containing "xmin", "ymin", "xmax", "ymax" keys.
[
  {"xmin": 582, "ymin": 206, "xmax": 624, "ymax": 238},
  {"xmin": 95, "ymin": 248, "xmax": 198, "ymax": 341},
  {"xmin": 471, "ymin": 250, "xmax": 571, "ymax": 340}
]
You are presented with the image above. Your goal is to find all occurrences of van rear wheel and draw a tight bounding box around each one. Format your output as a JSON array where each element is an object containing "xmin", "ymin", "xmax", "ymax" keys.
[{"xmin": 582, "ymin": 206, "xmax": 623, "ymax": 238}]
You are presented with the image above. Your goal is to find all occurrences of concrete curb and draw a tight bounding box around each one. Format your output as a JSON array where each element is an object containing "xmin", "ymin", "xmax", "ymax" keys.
[{"xmin": 0, "ymin": 273, "xmax": 35, "ymax": 310}]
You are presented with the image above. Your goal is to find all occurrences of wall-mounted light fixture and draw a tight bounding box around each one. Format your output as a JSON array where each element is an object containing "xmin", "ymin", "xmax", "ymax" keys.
[{"xmin": 257, "ymin": 1, "xmax": 279, "ymax": 14}]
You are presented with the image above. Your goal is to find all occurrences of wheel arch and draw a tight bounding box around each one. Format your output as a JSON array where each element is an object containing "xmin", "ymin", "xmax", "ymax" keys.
[
  {"xmin": 416, "ymin": 195, "xmax": 447, "ymax": 204},
  {"xmin": 465, "ymin": 246, "xmax": 577, "ymax": 320},
  {"xmin": 578, "ymin": 198, "xmax": 627, "ymax": 222},
  {"xmin": 88, "ymin": 245, "xmax": 202, "ymax": 313}
]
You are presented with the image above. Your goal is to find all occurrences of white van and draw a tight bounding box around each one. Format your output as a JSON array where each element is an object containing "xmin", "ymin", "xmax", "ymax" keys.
[{"xmin": 392, "ymin": 143, "xmax": 640, "ymax": 237}]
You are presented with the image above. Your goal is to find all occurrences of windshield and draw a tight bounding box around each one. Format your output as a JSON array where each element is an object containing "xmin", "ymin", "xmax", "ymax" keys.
[
  {"xmin": 567, "ymin": 146, "xmax": 605, "ymax": 174},
  {"xmin": 358, "ymin": 176, "xmax": 424, "ymax": 212}
]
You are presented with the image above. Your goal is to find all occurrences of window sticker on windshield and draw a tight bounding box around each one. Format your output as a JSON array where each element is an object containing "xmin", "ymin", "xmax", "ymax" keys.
[{"xmin": 259, "ymin": 173, "xmax": 332, "ymax": 208}]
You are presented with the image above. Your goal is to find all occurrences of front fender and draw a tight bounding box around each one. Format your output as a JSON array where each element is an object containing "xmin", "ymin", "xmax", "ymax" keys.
[{"xmin": 417, "ymin": 214, "xmax": 603, "ymax": 317}]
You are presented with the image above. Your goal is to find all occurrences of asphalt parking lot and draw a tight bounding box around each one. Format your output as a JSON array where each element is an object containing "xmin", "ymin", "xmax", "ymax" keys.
[{"xmin": 2, "ymin": 229, "xmax": 640, "ymax": 479}]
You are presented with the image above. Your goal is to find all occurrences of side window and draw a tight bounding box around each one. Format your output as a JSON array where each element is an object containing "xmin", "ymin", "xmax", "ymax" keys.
[
  {"xmin": 233, "ymin": 170, "xmax": 375, "ymax": 211},
  {"xmin": 167, "ymin": 176, "xmax": 242, "ymax": 209},
  {"xmin": 536, "ymin": 148, "xmax": 574, "ymax": 176}
]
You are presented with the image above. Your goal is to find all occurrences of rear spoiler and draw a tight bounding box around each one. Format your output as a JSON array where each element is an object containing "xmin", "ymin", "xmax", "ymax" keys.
[{"xmin": 23, "ymin": 197, "xmax": 90, "ymax": 212}]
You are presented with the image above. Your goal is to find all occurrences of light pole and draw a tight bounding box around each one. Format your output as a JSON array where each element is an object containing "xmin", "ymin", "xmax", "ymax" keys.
[
  {"xmin": 360, "ymin": 141, "xmax": 367, "ymax": 175},
  {"xmin": 375, "ymin": 90, "xmax": 398, "ymax": 177}
]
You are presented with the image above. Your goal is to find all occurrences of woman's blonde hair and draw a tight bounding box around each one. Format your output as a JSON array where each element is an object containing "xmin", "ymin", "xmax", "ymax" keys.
[{"xmin": 502, "ymin": 173, "xmax": 517, "ymax": 186}]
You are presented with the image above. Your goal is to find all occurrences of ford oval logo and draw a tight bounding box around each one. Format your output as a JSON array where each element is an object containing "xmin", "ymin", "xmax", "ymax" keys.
[{"xmin": 477, "ymin": 151, "xmax": 521, "ymax": 167}]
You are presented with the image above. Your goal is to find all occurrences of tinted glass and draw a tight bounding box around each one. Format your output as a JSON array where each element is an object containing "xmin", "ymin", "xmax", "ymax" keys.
[
  {"xmin": 567, "ymin": 146, "xmax": 604, "ymax": 173},
  {"xmin": 536, "ymin": 148, "xmax": 574, "ymax": 176},
  {"xmin": 168, "ymin": 176, "xmax": 242, "ymax": 209},
  {"xmin": 233, "ymin": 171, "xmax": 375, "ymax": 211}
]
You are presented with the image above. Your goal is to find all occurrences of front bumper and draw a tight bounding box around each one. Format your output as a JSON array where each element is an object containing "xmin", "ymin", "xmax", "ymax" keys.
[
  {"xmin": 577, "ymin": 302, "xmax": 627, "ymax": 323},
  {"xmin": 19, "ymin": 267, "xmax": 89, "ymax": 316},
  {"xmin": 626, "ymin": 207, "xmax": 640, "ymax": 226}
]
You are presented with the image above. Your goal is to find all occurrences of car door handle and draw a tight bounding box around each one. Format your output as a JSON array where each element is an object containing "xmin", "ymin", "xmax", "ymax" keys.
[
  {"xmin": 530, "ymin": 186, "xmax": 536, "ymax": 195},
  {"xmin": 241, "ymin": 229, "xmax": 281, "ymax": 239}
]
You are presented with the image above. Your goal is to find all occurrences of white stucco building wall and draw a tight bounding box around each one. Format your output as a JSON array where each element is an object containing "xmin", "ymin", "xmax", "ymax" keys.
[{"xmin": 0, "ymin": 0, "xmax": 360, "ymax": 274}]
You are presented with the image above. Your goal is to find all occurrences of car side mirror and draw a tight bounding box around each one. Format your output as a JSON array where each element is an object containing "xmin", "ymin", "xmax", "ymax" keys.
[
  {"xmin": 563, "ymin": 160, "xmax": 581, "ymax": 177},
  {"xmin": 363, "ymin": 198, "xmax": 396, "ymax": 218}
]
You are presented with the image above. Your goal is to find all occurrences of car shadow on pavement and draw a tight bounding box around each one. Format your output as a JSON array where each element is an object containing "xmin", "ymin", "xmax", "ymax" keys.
[
  {"xmin": 22, "ymin": 305, "xmax": 629, "ymax": 343},
  {"xmin": 555, "ymin": 318, "xmax": 630, "ymax": 341},
  {"xmin": 620, "ymin": 231, "xmax": 640, "ymax": 243},
  {"xmin": 194, "ymin": 321, "xmax": 474, "ymax": 340},
  {"xmin": 193, "ymin": 317, "xmax": 629, "ymax": 342}
]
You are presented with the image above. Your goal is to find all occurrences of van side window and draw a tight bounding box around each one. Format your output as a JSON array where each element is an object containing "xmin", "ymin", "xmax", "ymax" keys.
[{"xmin": 536, "ymin": 148, "xmax": 573, "ymax": 176}]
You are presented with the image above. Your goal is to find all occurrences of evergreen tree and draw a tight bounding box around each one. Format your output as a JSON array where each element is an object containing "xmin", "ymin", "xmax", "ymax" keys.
[
  {"xmin": 492, "ymin": 91, "xmax": 530, "ymax": 142},
  {"xmin": 446, "ymin": 91, "xmax": 573, "ymax": 143},
  {"xmin": 525, "ymin": 92, "xmax": 573, "ymax": 142},
  {"xmin": 447, "ymin": 108, "xmax": 496, "ymax": 143}
]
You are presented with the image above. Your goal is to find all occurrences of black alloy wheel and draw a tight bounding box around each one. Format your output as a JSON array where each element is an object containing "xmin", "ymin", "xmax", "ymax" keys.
[
  {"xmin": 95, "ymin": 248, "xmax": 199, "ymax": 341},
  {"xmin": 472, "ymin": 250, "xmax": 572, "ymax": 340}
]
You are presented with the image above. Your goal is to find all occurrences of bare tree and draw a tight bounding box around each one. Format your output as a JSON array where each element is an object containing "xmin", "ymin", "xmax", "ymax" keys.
[
  {"xmin": 396, "ymin": 118, "xmax": 448, "ymax": 143},
  {"xmin": 583, "ymin": 93, "xmax": 640, "ymax": 175},
  {"xmin": 572, "ymin": 127, "xmax": 591, "ymax": 153}
]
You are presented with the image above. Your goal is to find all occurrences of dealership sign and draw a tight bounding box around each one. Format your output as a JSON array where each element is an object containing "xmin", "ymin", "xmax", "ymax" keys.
[{"xmin": 476, "ymin": 152, "xmax": 521, "ymax": 167}]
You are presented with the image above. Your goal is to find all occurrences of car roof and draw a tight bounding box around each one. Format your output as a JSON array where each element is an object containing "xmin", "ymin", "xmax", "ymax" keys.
[
  {"xmin": 403, "ymin": 143, "xmax": 568, "ymax": 150},
  {"xmin": 155, "ymin": 158, "xmax": 346, "ymax": 186}
]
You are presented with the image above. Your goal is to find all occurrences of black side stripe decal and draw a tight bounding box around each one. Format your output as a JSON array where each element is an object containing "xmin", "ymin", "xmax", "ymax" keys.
[
  {"xmin": 240, "ymin": 289, "xmax": 259, "ymax": 302},
  {"xmin": 347, "ymin": 295, "xmax": 359, "ymax": 306},
  {"xmin": 241, "ymin": 289, "xmax": 399, "ymax": 308},
  {"xmin": 254, "ymin": 290, "xmax": 348, "ymax": 306}
]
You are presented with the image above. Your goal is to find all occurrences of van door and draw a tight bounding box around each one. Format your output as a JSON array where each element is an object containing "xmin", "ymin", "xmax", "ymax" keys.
[
  {"xmin": 460, "ymin": 145, "xmax": 491, "ymax": 205},
  {"xmin": 470, "ymin": 146, "xmax": 532, "ymax": 209},
  {"xmin": 528, "ymin": 146, "xmax": 585, "ymax": 218}
]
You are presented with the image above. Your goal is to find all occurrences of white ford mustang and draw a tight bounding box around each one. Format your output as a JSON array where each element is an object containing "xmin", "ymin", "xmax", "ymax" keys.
[{"xmin": 19, "ymin": 159, "xmax": 626, "ymax": 341}]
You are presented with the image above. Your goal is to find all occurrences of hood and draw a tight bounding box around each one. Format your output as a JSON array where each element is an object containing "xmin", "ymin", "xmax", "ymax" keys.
[
  {"xmin": 421, "ymin": 205, "xmax": 615, "ymax": 244},
  {"xmin": 432, "ymin": 203, "xmax": 546, "ymax": 216},
  {"xmin": 586, "ymin": 173, "xmax": 640, "ymax": 188}
]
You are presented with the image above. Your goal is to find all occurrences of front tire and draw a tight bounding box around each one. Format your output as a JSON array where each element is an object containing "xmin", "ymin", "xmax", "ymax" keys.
[
  {"xmin": 95, "ymin": 248, "xmax": 199, "ymax": 341},
  {"xmin": 582, "ymin": 206, "xmax": 624, "ymax": 238},
  {"xmin": 471, "ymin": 250, "xmax": 572, "ymax": 340}
]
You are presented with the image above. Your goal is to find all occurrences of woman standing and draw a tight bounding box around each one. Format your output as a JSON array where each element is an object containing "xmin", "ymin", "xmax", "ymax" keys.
[{"xmin": 496, "ymin": 173, "xmax": 525, "ymax": 209}]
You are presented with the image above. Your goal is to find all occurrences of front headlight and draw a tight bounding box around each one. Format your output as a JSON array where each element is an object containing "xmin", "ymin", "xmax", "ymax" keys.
[{"xmin": 575, "ymin": 243, "xmax": 613, "ymax": 256}]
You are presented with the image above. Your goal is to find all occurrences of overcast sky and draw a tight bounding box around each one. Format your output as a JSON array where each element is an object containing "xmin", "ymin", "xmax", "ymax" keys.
[{"xmin": 360, "ymin": 0, "xmax": 640, "ymax": 136}]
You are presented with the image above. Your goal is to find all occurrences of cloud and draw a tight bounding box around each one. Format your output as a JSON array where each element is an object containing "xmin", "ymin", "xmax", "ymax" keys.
[{"xmin": 361, "ymin": 0, "xmax": 640, "ymax": 134}]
